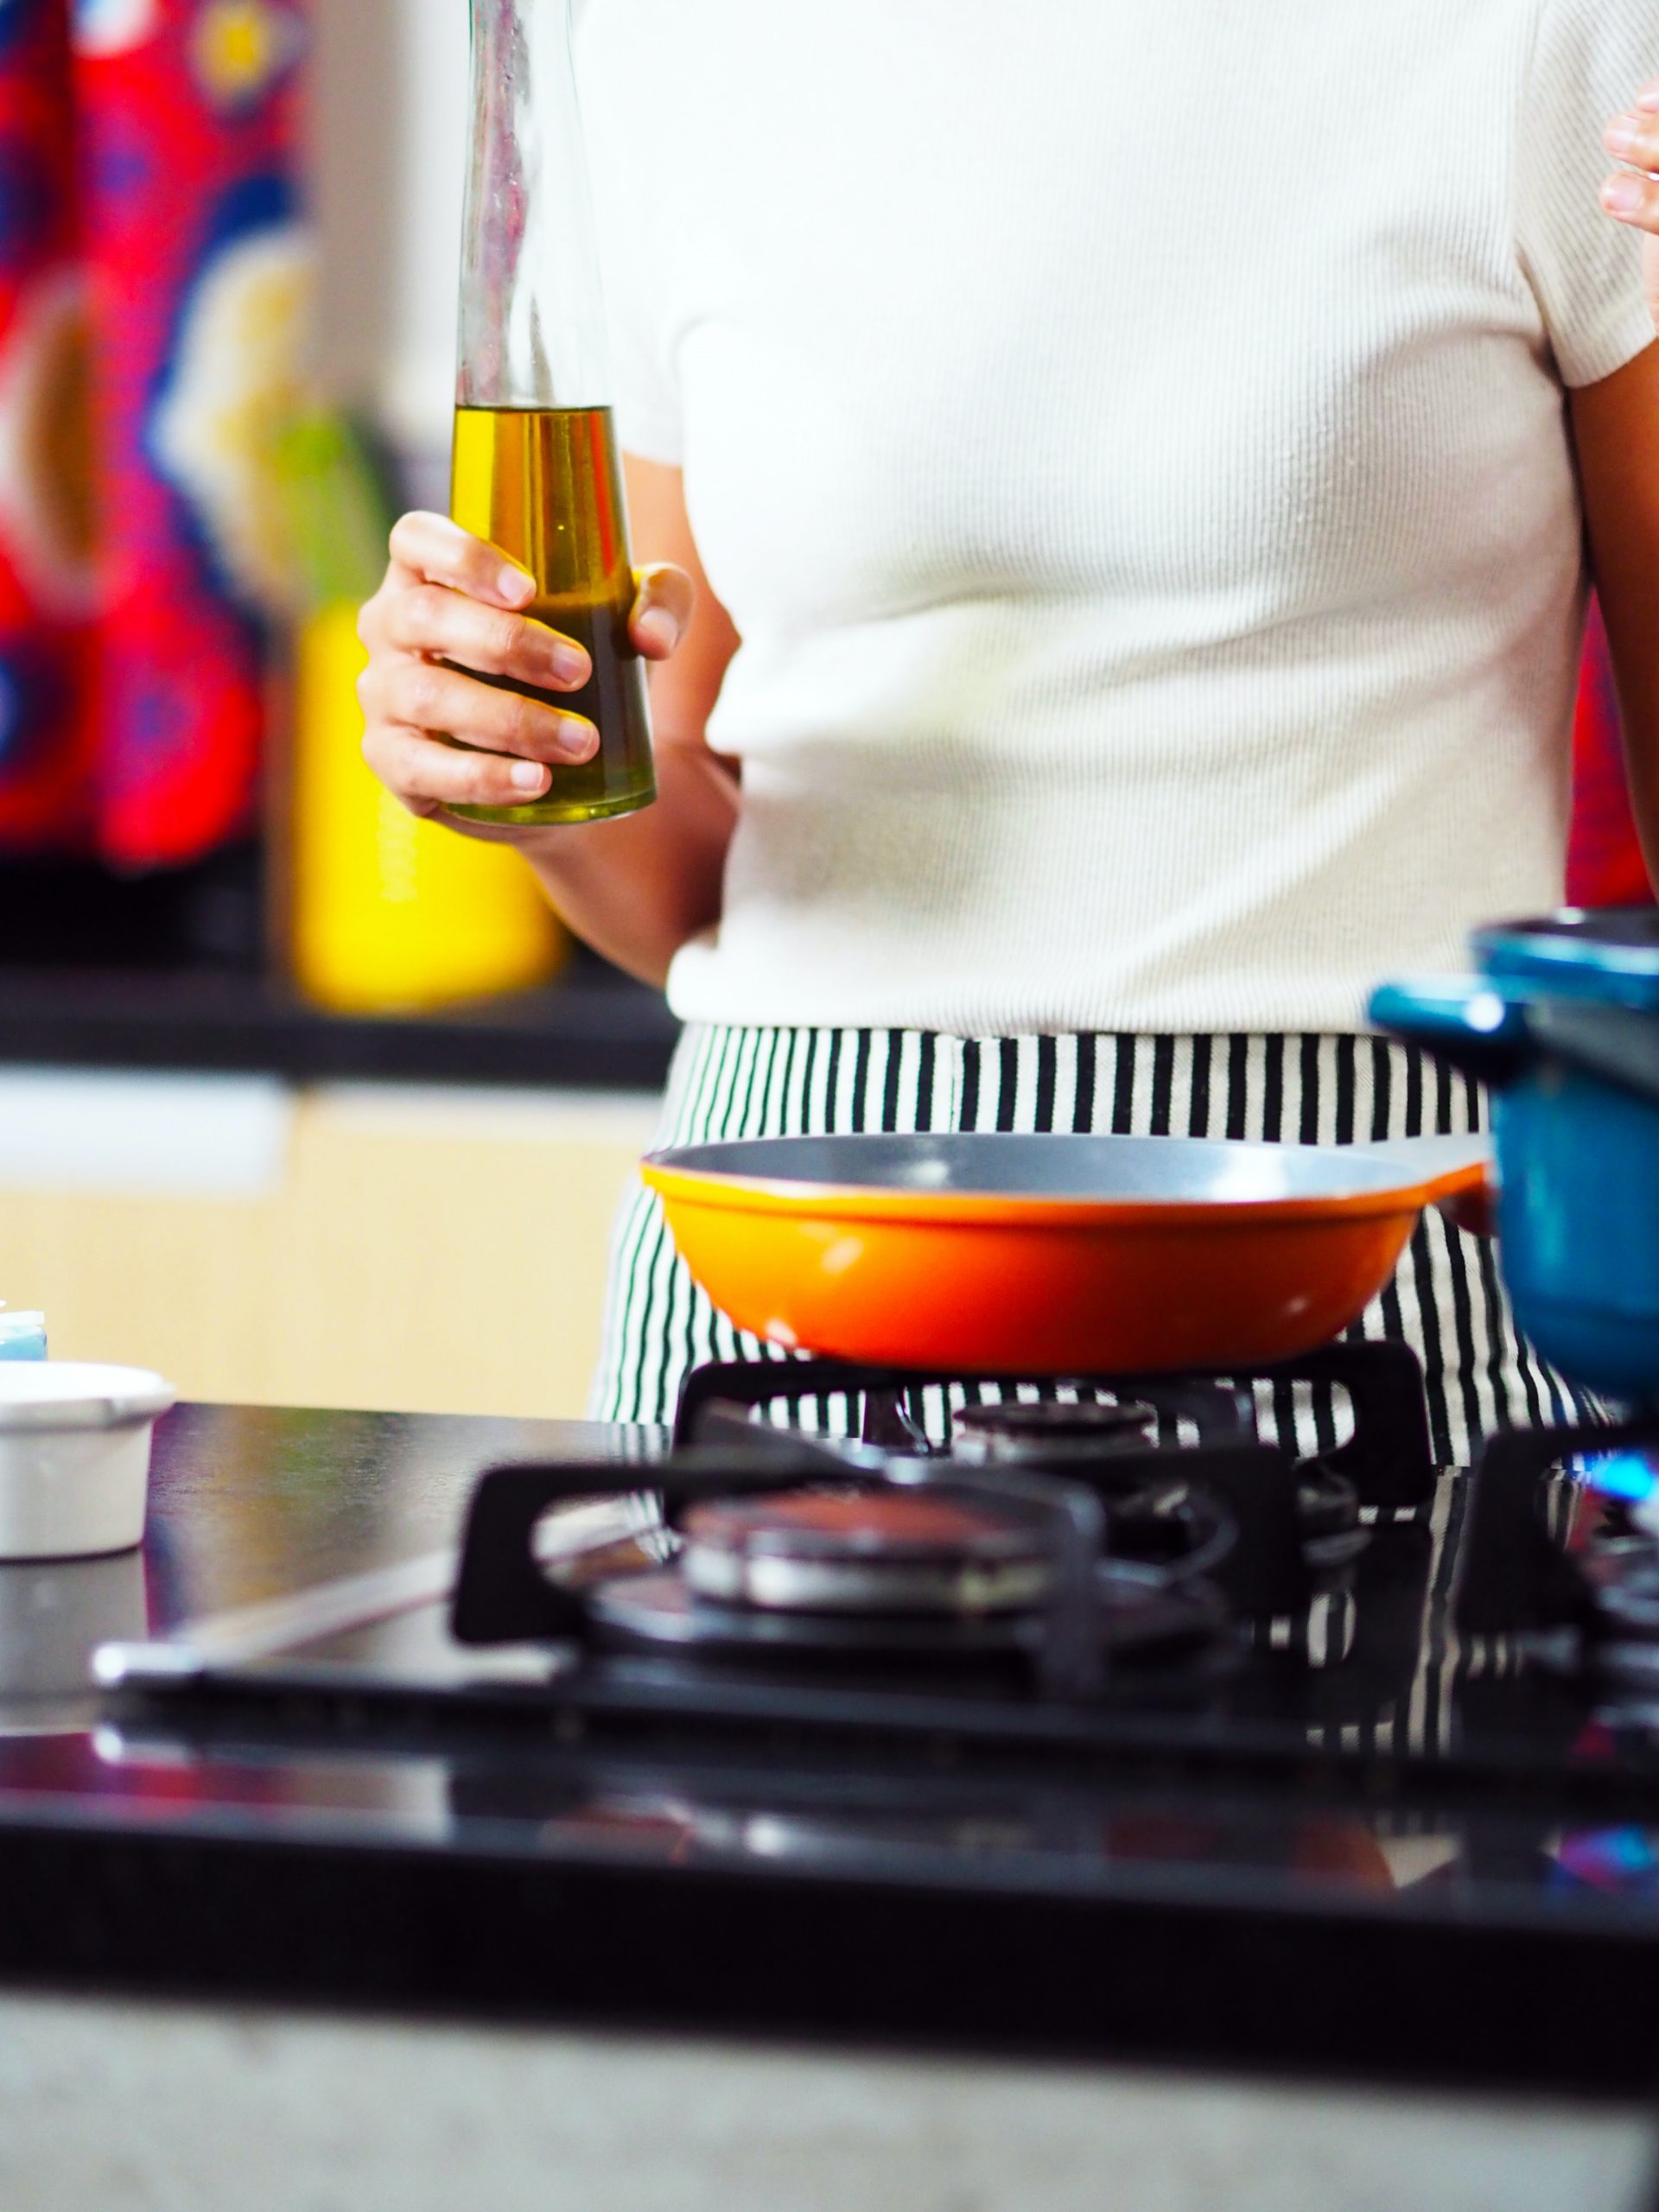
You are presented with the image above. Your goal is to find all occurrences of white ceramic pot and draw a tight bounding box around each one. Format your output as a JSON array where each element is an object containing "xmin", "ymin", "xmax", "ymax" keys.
[{"xmin": 0, "ymin": 1365, "xmax": 176, "ymax": 1560}]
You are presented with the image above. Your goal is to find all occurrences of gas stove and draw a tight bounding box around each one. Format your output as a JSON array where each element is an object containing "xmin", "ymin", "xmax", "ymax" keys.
[
  {"xmin": 438, "ymin": 1341, "xmax": 1416, "ymax": 1707},
  {"xmin": 96, "ymin": 1341, "xmax": 1659, "ymax": 1776},
  {"xmin": 86, "ymin": 1343, "xmax": 1659, "ymax": 2091}
]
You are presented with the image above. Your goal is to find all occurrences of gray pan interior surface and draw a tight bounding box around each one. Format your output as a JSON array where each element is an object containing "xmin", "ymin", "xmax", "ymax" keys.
[{"xmin": 647, "ymin": 1132, "xmax": 1491, "ymax": 1207}]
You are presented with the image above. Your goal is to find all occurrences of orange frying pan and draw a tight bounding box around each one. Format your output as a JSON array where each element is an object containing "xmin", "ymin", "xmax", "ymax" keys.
[{"xmin": 641, "ymin": 1132, "xmax": 1491, "ymax": 1375}]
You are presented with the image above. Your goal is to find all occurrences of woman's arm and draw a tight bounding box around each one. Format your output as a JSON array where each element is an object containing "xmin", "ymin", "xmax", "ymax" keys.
[
  {"xmin": 1571, "ymin": 340, "xmax": 1659, "ymax": 893},
  {"xmin": 514, "ymin": 458, "xmax": 742, "ymax": 985},
  {"xmin": 1582, "ymin": 79, "xmax": 1659, "ymax": 890}
]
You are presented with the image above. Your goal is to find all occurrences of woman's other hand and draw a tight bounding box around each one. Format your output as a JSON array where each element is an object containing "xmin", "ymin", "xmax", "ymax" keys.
[
  {"xmin": 1601, "ymin": 80, "xmax": 1659, "ymax": 331},
  {"xmin": 356, "ymin": 512, "xmax": 692, "ymax": 832}
]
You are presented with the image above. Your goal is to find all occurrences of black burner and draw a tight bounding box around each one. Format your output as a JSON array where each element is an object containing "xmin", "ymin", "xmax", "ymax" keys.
[
  {"xmin": 669, "ymin": 1338, "xmax": 1438, "ymax": 1510},
  {"xmin": 586, "ymin": 1553, "xmax": 1230, "ymax": 1675},
  {"xmin": 665, "ymin": 1341, "xmax": 1420, "ymax": 1625},
  {"xmin": 952, "ymin": 1398, "xmax": 1162, "ymax": 1462},
  {"xmin": 439, "ymin": 1342, "xmax": 1448, "ymax": 1706}
]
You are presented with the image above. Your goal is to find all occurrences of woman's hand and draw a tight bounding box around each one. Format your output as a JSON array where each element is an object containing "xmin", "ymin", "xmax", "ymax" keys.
[
  {"xmin": 1601, "ymin": 80, "xmax": 1659, "ymax": 330},
  {"xmin": 356, "ymin": 512, "xmax": 692, "ymax": 832}
]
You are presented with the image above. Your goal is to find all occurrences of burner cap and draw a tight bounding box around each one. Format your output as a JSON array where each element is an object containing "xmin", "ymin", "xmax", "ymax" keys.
[
  {"xmin": 953, "ymin": 1399, "xmax": 1159, "ymax": 1464},
  {"xmin": 679, "ymin": 1484, "xmax": 1058, "ymax": 1616},
  {"xmin": 585, "ymin": 1557, "xmax": 1234, "ymax": 1675}
]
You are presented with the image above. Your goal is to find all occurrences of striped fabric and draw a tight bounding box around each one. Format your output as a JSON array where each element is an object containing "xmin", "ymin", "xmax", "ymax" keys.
[{"xmin": 594, "ymin": 1025, "xmax": 1589, "ymax": 1466}]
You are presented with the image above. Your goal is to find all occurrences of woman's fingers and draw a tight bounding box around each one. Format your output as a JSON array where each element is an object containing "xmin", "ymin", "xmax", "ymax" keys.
[
  {"xmin": 1604, "ymin": 168, "xmax": 1659, "ymax": 228},
  {"xmin": 1605, "ymin": 87, "xmax": 1659, "ymax": 230},
  {"xmin": 382, "ymin": 583, "xmax": 592, "ymax": 691},
  {"xmin": 363, "ymin": 722, "xmax": 553, "ymax": 814},
  {"xmin": 359, "ymin": 518, "xmax": 693, "ymax": 830},
  {"xmin": 361, "ymin": 655, "xmax": 598, "ymax": 765},
  {"xmin": 386, "ymin": 511, "xmax": 537, "ymax": 610},
  {"xmin": 629, "ymin": 562, "xmax": 695, "ymax": 660},
  {"xmin": 354, "ymin": 511, "xmax": 618, "ymax": 830}
]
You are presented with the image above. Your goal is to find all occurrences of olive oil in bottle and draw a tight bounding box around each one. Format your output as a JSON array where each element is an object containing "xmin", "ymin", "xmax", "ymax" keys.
[
  {"xmin": 448, "ymin": 0, "xmax": 656, "ymax": 829},
  {"xmin": 447, "ymin": 404, "xmax": 654, "ymax": 826}
]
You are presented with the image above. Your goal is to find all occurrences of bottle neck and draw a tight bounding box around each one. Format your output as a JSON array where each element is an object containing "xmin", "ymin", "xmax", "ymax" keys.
[{"xmin": 457, "ymin": 0, "xmax": 612, "ymax": 413}]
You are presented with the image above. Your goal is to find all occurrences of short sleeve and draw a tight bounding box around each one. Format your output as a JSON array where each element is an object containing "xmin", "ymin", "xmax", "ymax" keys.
[
  {"xmin": 575, "ymin": 2, "xmax": 683, "ymax": 463},
  {"xmin": 1516, "ymin": 0, "xmax": 1658, "ymax": 388}
]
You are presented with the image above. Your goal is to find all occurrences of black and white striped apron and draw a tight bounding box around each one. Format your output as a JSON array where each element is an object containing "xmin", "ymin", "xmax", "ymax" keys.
[{"xmin": 593, "ymin": 1025, "xmax": 1590, "ymax": 1465}]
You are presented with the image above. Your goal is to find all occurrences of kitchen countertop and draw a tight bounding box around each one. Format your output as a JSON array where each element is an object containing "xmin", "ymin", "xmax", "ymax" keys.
[
  {"xmin": 1, "ymin": 1990, "xmax": 1648, "ymax": 2212},
  {"xmin": 0, "ymin": 958, "xmax": 680, "ymax": 1090},
  {"xmin": 2, "ymin": 1399, "xmax": 1658, "ymax": 2122}
]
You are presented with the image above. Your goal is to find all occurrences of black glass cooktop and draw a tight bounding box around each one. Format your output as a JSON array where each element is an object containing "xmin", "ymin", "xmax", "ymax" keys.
[
  {"xmin": 16, "ymin": 1381, "xmax": 1659, "ymax": 2091},
  {"xmin": 92, "ymin": 1351, "xmax": 1659, "ymax": 1916}
]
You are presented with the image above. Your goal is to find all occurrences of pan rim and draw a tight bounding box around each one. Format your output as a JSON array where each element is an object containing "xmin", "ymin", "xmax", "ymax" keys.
[{"xmin": 641, "ymin": 1134, "xmax": 1486, "ymax": 1230}]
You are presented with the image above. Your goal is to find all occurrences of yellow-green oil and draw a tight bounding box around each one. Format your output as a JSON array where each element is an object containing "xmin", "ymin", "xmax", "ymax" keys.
[{"xmin": 447, "ymin": 405, "xmax": 656, "ymax": 825}]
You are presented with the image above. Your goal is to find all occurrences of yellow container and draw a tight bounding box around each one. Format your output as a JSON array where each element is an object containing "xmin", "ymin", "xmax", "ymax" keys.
[{"xmin": 289, "ymin": 603, "xmax": 564, "ymax": 1013}]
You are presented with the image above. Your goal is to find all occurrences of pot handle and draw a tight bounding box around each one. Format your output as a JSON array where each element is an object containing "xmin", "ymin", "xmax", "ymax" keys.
[{"xmin": 1368, "ymin": 979, "xmax": 1533, "ymax": 1088}]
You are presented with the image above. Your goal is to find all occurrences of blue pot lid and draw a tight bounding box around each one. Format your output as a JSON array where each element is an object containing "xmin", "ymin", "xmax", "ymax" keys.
[{"xmin": 1474, "ymin": 909, "xmax": 1659, "ymax": 1010}]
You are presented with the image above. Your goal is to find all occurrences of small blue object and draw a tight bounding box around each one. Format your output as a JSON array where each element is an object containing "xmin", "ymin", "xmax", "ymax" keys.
[{"xmin": 0, "ymin": 1312, "xmax": 47, "ymax": 1361}]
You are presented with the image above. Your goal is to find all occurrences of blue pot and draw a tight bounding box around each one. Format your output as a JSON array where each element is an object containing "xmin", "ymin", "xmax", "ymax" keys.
[{"xmin": 1370, "ymin": 911, "xmax": 1659, "ymax": 1401}]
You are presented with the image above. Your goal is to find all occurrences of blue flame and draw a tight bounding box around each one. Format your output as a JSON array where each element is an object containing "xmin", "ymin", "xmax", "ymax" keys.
[{"xmin": 1578, "ymin": 1450, "xmax": 1658, "ymax": 1503}]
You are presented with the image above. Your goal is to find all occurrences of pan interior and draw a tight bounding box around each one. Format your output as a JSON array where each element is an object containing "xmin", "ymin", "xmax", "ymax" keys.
[{"xmin": 649, "ymin": 1133, "xmax": 1456, "ymax": 1207}]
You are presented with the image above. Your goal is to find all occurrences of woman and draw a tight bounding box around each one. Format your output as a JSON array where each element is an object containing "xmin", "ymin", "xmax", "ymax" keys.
[{"xmin": 358, "ymin": 4, "xmax": 1659, "ymax": 1463}]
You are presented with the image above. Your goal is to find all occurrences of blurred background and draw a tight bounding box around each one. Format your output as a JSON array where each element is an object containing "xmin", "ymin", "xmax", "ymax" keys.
[
  {"xmin": 0, "ymin": 0, "xmax": 675, "ymax": 1418},
  {"xmin": 0, "ymin": 0, "xmax": 1643, "ymax": 1420}
]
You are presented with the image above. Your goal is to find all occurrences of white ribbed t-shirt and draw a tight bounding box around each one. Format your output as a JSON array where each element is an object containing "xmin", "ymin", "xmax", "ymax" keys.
[{"xmin": 577, "ymin": 0, "xmax": 1656, "ymax": 1035}]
